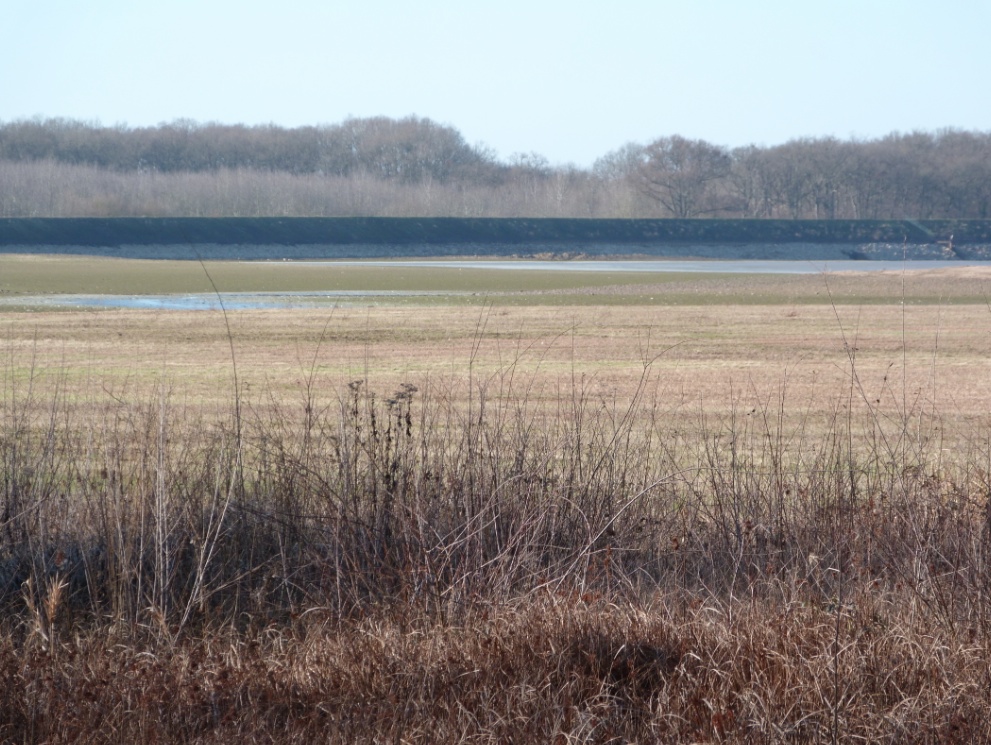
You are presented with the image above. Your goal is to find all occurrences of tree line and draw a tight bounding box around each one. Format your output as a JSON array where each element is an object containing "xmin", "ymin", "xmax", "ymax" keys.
[{"xmin": 1, "ymin": 117, "xmax": 989, "ymax": 219}]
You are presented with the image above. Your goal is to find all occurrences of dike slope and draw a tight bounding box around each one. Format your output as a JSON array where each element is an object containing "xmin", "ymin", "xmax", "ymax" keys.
[{"xmin": 1, "ymin": 217, "xmax": 990, "ymax": 260}]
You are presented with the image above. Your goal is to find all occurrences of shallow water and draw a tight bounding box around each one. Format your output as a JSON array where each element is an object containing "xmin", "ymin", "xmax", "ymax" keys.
[{"xmin": 1, "ymin": 290, "xmax": 454, "ymax": 311}]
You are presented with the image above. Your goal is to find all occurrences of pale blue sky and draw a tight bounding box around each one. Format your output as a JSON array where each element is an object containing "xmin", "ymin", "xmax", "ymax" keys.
[{"xmin": 2, "ymin": 0, "xmax": 989, "ymax": 166}]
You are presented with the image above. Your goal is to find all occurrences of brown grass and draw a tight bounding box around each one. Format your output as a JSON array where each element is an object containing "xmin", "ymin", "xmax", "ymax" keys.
[
  {"xmin": 5, "ymin": 597, "xmax": 991, "ymax": 742},
  {"xmin": 2, "ymin": 300, "xmax": 988, "ymax": 438},
  {"xmin": 2, "ymin": 288, "xmax": 991, "ymax": 742}
]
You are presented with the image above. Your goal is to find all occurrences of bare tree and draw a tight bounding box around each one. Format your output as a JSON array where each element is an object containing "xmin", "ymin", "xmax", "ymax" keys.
[
  {"xmin": 634, "ymin": 136, "xmax": 731, "ymax": 217},
  {"xmin": 3, "ymin": 117, "xmax": 991, "ymax": 219},
  {"xmin": 727, "ymin": 145, "xmax": 779, "ymax": 218}
]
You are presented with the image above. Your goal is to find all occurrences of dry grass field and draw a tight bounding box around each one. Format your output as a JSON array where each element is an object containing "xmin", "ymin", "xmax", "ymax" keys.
[
  {"xmin": 2, "ymin": 257, "xmax": 991, "ymax": 742},
  {"xmin": 3, "ymin": 277, "xmax": 990, "ymax": 438}
]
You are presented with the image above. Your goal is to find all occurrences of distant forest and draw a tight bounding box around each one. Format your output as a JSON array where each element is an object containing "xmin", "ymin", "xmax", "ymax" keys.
[{"xmin": 1, "ymin": 116, "xmax": 989, "ymax": 220}]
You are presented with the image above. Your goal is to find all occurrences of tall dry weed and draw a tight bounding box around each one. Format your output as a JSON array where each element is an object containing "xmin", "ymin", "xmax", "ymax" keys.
[{"xmin": 1, "ymin": 323, "xmax": 990, "ymax": 741}]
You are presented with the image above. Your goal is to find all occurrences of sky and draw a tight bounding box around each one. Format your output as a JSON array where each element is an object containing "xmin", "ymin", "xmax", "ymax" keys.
[{"xmin": 2, "ymin": 0, "xmax": 990, "ymax": 167}]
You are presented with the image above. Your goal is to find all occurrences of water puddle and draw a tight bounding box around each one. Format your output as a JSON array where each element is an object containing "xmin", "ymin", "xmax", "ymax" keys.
[{"xmin": 0, "ymin": 290, "xmax": 455, "ymax": 311}]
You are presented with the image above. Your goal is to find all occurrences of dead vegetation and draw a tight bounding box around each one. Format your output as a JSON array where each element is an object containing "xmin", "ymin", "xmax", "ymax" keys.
[{"xmin": 2, "ymin": 296, "xmax": 991, "ymax": 742}]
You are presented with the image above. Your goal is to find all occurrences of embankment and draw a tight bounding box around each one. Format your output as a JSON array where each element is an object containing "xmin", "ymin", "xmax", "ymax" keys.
[{"xmin": 2, "ymin": 217, "xmax": 990, "ymax": 260}]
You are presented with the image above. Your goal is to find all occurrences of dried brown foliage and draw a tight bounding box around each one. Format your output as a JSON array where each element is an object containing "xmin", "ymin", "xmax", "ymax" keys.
[{"xmin": 2, "ymin": 339, "xmax": 991, "ymax": 742}]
